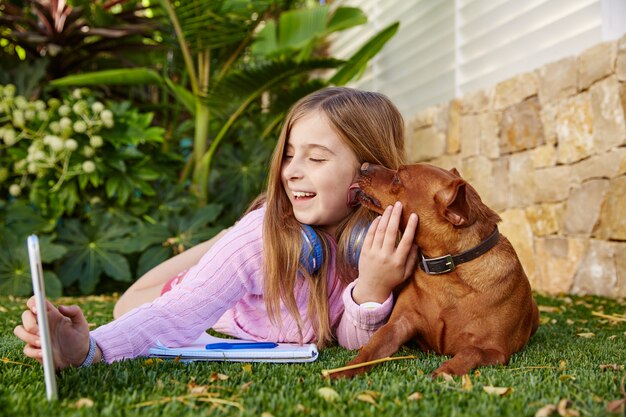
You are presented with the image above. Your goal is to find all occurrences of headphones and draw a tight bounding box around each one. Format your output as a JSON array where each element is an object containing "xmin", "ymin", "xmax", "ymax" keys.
[{"xmin": 299, "ymin": 220, "xmax": 370, "ymax": 274}]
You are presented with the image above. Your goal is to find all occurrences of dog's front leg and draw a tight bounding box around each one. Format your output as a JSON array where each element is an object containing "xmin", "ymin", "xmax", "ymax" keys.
[
  {"xmin": 432, "ymin": 346, "xmax": 508, "ymax": 377},
  {"xmin": 330, "ymin": 315, "xmax": 417, "ymax": 379}
]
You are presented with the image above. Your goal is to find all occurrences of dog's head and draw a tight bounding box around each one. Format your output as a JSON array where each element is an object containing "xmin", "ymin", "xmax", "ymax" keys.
[{"xmin": 354, "ymin": 163, "xmax": 500, "ymax": 248}]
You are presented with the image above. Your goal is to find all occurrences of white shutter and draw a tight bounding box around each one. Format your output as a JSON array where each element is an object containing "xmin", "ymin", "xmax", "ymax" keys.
[
  {"xmin": 330, "ymin": 0, "xmax": 456, "ymax": 116},
  {"xmin": 458, "ymin": 0, "xmax": 604, "ymax": 95},
  {"xmin": 329, "ymin": 0, "xmax": 626, "ymax": 116}
]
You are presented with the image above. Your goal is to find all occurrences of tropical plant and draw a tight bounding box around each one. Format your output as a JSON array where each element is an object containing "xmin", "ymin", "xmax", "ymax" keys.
[
  {"xmin": 48, "ymin": 1, "xmax": 400, "ymax": 205},
  {"xmin": 0, "ymin": 85, "xmax": 179, "ymax": 218},
  {"xmin": 0, "ymin": 0, "xmax": 160, "ymax": 96},
  {"xmin": 0, "ymin": 215, "xmax": 66, "ymax": 298}
]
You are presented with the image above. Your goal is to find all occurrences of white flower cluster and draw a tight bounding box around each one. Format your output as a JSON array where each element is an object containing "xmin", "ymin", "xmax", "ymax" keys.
[{"xmin": 0, "ymin": 85, "xmax": 113, "ymax": 196}]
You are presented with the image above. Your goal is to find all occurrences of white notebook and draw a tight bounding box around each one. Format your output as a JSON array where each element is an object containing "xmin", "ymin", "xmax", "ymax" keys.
[{"xmin": 148, "ymin": 333, "xmax": 318, "ymax": 363}]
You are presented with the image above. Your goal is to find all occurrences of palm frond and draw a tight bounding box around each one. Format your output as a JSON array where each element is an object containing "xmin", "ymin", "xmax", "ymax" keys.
[
  {"xmin": 160, "ymin": 0, "xmax": 271, "ymax": 53},
  {"xmin": 204, "ymin": 58, "xmax": 343, "ymax": 115}
]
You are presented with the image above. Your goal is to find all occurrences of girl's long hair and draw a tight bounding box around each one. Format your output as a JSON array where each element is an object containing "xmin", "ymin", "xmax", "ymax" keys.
[{"xmin": 262, "ymin": 87, "xmax": 405, "ymax": 347}]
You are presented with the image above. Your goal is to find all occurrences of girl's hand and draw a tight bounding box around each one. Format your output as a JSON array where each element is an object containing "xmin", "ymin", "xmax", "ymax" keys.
[
  {"xmin": 13, "ymin": 297, "xmax": 92, "ymax": 370},
  {"xmin": 352, "ymin": 201, "xmax": 419, "ymax": 304}
]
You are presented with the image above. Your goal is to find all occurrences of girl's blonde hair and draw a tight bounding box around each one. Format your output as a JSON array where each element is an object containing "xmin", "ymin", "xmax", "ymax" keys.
[{"xmin": 262, "ymin": 87, "xmax": 405, "ymax": 347}]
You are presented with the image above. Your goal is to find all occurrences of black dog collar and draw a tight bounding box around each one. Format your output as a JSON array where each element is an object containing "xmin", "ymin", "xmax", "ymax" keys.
[{"xmin": 419, "ymin": 227, "xmax": 500, "ymax": 275}]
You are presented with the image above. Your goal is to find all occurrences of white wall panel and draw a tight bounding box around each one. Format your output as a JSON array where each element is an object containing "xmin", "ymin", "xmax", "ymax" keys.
[{"xmin": 329, "ymin": 0, "xmax": 626, "ymax": 116}]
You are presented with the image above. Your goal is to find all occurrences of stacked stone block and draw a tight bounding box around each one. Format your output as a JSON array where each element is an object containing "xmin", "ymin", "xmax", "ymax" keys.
[{"xmin": 405, "ymin": 35, "xmax": 626, "ymax": 298}]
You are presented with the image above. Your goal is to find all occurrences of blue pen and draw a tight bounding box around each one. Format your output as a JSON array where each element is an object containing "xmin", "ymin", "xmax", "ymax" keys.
[{"xmin": 205, "ymin": 342, "xmax": 278, "ymax": 350}]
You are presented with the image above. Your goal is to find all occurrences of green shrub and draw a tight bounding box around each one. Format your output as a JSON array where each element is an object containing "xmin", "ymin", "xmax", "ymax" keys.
[{"xmin": 0, "ymin": 86, "xmax": 223, "ymax": 296}]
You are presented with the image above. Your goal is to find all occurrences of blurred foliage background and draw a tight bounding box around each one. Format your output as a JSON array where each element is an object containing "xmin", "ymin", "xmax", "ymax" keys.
[{"xmin": 0, "ymin": 0, "xmax": 398, "ymax": 296}]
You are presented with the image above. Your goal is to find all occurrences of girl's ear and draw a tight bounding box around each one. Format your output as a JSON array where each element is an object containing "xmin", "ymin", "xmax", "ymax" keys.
[{"xmin": 434, "ymin": 179, "xmax": 475, "ymax": 227}]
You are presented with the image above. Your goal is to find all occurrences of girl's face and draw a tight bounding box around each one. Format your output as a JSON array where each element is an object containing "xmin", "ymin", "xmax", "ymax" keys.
[{"xmin": 281, "ymin": 110, "xmax": 360, "ymax": 236}]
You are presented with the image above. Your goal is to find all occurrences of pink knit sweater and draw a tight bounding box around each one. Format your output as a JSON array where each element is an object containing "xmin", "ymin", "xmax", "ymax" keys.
[{"xmin": 91, "ymin": 206, "xmax": 393, "ymax": 363}]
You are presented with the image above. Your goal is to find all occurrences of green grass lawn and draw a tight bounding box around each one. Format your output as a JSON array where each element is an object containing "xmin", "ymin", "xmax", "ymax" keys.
[{"xmin": 1, "ymin": 293, "xmax": 625, "ymax": 417}]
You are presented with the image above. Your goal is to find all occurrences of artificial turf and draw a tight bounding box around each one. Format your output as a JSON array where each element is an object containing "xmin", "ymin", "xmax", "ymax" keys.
[{"xmin": 0, "ymin": 293, "xmax": 624, "ymax": 417}]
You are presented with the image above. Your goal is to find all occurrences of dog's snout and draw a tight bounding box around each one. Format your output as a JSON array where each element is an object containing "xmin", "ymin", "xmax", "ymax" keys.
[{"xmin": 360, "ymin": 162, "xmax": 370, "ymax": 174}]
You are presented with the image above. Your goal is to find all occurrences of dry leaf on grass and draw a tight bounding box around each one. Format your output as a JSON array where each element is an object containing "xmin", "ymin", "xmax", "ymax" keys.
[
  {"xmin": 210, "ymin": 372, "xmax": 229, "ymax": 381},
  {"xmin": 440, "ymin": 372, "xmax": 454, "ymax": 382},
  {"xmin": 535, "ymin": 404, "xmax": 556, "ymax": 417},
  {"xmin": 482, "ymin": 386, "xmax": 512, "ymax": 396},
  {"xmin": 606, "ymin": 374, "xmax": 626, "ymax": 414},
  {"xmin": 241, "ymin": 364, "xmax": 253, "ymax": 373},
  {"xmin": 592, "ymin": 311, "xmax": 626, "ymax": 323},
  {"xmin": 74, "ymin": 398, "xmax": 94, "ymax": 408},
  {"xmin": 462, "ymin": 374, "xmax": 473, "ymax": 391},
  {"xmin": 143, "ymin": 358, "xmax": 162, "ymax": 365},
  {"xmin": 535, "ymin": 399, "xmax": 579, "ymax": 417},
  {"xmin": 318, "ymin": 387, "xmax": 339, "ymax": 402},
  {"xmin": 557, "ymin": 399, "xmax": 580, "ymax": 416},
  {"xmin": 1, "ymin": 358, "xmax": 32, "ymax": 367},
  {"xmin": 576, "ymin": 332, "xmax": 595, "ymax": 338},
  {"xmin": 407, "ymin": 392, "xmax": 423, "ymax": 401},
  {"xmin": 187, "ymin": 382, "xmax": 208, "ymax": 395},
  {"xmin": 607, "ymin": 399, "xmax": 625, "ymax": 414},
  {"xmin": 539, "ymin": 305, "xmax": 560, "ymax": 313},
  {"xmin": 356, "ymin": 392, "xmax": 380, "ymax": 408},
  {"xmin": 599, "ymin": 364, "xmax": 624, "ymax": 372},
  {"xmin": 320, "ymin": 355, "xmax": 416, "ymax": 377},
  {"xmin": 559, "ymin": 375, "xmax": 576, "ymax": 382}
]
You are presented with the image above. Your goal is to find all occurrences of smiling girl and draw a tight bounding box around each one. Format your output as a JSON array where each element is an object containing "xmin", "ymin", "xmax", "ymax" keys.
[{"xmin": 15, "ymin": 87, "xmax": 418, "ymax": 369}]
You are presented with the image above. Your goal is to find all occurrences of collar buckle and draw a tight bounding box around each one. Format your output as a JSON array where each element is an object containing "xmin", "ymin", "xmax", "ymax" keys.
[{"xmin": 421, "ymin": 254, "xmax": 455, "ymax": 275}]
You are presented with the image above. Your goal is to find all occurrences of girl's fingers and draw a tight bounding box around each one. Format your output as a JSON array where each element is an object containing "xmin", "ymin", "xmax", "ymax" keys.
[
  {"xmin": 382, "ymin": 202, "xmax": 403, "ymax": 249},
  {"xmin": 14, "ymin": 325, "xmax": 40, "ymax": 346},
  {"xmin": 23, "ymin": 344, "xmax": 43, "ymax": 361},
  {"xmin": 404, "ymin": 244, "xmax": 419, "ymax": 279},
  {"xmin": 21, "ymin": 310, "xmax": 39, "ymax": 335},
  {"xmin": 362, "ymin": 215, "xmax": 381, "ymax": 250},
  {"xmin": 373, "ymin": 205, "xmax": 393, "ymax": 247},
  {"xmin": 396, "ymin": 213, "xmax": 419, "ymax": 257}
]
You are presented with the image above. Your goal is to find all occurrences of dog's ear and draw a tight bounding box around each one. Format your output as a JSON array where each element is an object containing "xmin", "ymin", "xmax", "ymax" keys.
[
  {"xmin": 434, "ymin": 179, "xmax": 475, "ymax": 227},
  {"xmin": 449, "ymin": 167, "xmax": 461, "ymax": 177}
]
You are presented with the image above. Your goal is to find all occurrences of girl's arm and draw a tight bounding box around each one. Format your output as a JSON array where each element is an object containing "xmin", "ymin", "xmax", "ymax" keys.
[
  {"xmin": 334, "ymin": 280, "xmax": 395, "ymax": 349},
  {"xmin": 113, "ymin": 228, "xmax": 231, "ymax": 318},
  {"xmin": 334, "ymin": 202, "xmax": 419, "ymax": 349},
  {"xmin": 91, "ymin": 209, "xmax": 265, "ymax": 363}
]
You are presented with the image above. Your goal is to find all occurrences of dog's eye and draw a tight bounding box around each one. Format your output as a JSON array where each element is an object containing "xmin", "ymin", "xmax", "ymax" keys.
[{"xmin": 392, "ymin": 174, "xmax": 401, "ymax": 185}]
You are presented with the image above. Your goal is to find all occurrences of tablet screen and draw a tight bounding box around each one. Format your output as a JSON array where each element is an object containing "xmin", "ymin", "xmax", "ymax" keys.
[{"xmin": 27, "ymin": 235, "xmax": 58, "ymax": 401}]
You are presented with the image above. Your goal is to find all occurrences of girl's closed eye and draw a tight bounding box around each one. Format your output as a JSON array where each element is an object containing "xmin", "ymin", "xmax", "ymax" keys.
[{"xmin": 309, "ymin": 157, "xmax": 326, "ymax": 163}]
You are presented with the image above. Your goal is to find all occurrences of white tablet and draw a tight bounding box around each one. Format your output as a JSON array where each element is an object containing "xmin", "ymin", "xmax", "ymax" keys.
[{"xmin": 27, "ymin": 235, "xmax": 58, "ymax": 401}]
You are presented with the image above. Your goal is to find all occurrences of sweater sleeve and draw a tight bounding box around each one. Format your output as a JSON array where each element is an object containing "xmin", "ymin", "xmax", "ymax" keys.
[
  {"xmin": 91, "ymin": 207, "xmax": 266, "ymax": 363},
  {"xmin": 334, "ymin": 279, "xmax": 393, "ymax": 350}
]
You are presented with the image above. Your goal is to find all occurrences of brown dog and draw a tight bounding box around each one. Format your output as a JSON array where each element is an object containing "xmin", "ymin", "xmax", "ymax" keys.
[{"xmin": 334, "ymin": 162, "xmax": 539, "ymax": 378}]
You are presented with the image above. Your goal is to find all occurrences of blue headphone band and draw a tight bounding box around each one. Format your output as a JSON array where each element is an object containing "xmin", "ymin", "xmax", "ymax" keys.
[
  {"xmin": 300, "ymin": 224, "xmax": 323, "ymax": 275},
  {"xmin": 300, "ymin": 221, "xmax": 370, "ymax": 274},
  {"xmin": 346, "ymin": 219, "xmax": 370, "ymax": 268}
]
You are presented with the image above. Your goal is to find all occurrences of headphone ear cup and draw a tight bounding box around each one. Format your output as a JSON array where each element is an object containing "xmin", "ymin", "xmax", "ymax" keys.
[
  {"xmin": 346, "ymin": 220, "xmax": 371, "ymax": 268},
  {"xmin": 300, "ymin": 225, "xmax": 323, "ymax": 274}
]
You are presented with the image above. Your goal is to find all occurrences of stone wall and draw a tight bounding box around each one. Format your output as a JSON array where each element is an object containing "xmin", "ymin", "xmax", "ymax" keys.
[{"xmin": 405, "ymin": 35, "xmax": 626, "ymax": 298}]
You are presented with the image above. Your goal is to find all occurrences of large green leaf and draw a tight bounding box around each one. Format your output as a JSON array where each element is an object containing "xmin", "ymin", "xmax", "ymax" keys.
[
  {"xmin": 278, "ymin": 6, "xmax": 329, "ymax": 52},
  {"xmin": 137, "ymin": 245, "xmax": 171, "ymax": 277},
  {"xmin": 326, "ymin": 7, "xmax": 368, "ymax": 33},
  {"xmin": 164, "ymin": 77, "xmax": 196, "ymax": 114},
  {"xmin": 49, "ymin": 68, "xmax": 164, "ymax": 87},
  {"xmin": 0, "ymin": 230, "xmax": 65, "ymax": 297},
  {"xmin": 57, "ymin": 216, "xmax": 135, "ymax": 294},
  {"xmin": 252, "ymin": 6, "xmax": 367, "ymax": 60},
  {"xmin": 330, "ymin": 22, "xmax": 400, "ymax": 86}
]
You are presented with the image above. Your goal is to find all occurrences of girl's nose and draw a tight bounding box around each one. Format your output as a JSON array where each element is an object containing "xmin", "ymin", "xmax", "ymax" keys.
[{"xmin": 282, "ymin": 158, "xmax": 303, "ymax": 180}]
